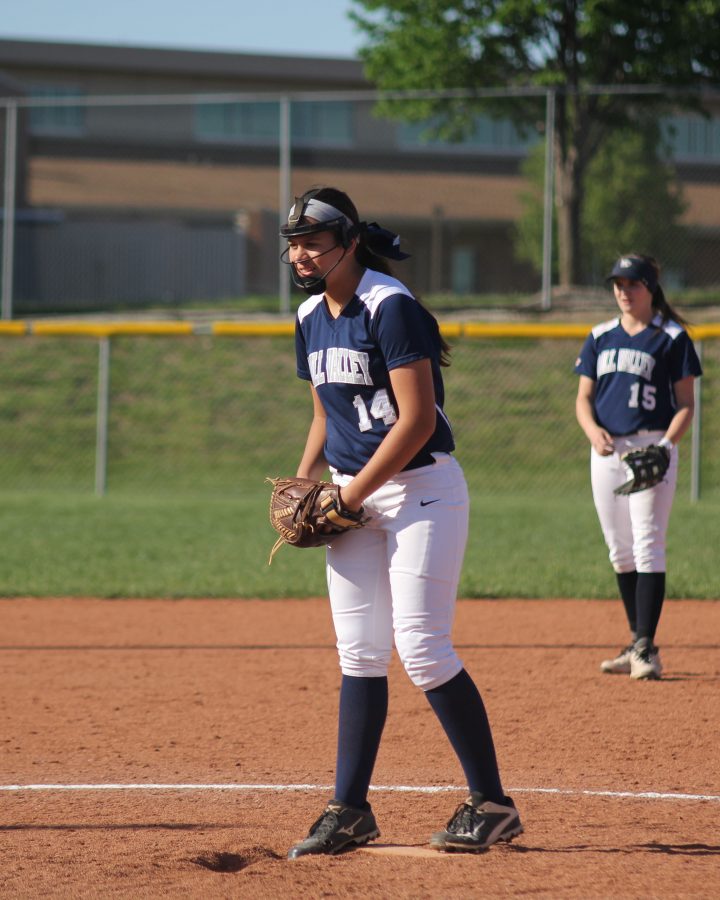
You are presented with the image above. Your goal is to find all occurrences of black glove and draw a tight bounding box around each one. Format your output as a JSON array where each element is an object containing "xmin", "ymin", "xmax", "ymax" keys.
[{"xmin": 614, "ymin": 444, "xmax": 671, "ymax": 495}]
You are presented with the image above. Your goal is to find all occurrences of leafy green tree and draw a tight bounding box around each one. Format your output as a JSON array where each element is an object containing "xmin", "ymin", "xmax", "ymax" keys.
[
  {"xmin": 515, "ymin": 124, "xmax": 688, "ymax": 284},
  {"xmin": 350, "ymin": 0, "xmax": 720, "ymax": 288},
  {"xmin": 581, "ymin": 126, "xmax": 688, "ymax": 282}
]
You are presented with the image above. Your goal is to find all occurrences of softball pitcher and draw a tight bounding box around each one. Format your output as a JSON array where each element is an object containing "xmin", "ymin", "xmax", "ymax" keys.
[
  {"xmin": 575, "ymin": 254, "xmax": 702, "ymax": 680},
  {"xmin": 281, "ymin": 186, "xmax": 522, "ymax": 858}
]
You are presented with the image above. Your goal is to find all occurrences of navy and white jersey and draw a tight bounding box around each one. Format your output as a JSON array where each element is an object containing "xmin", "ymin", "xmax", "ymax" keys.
[
  {"xmin": 295, "ymin": 268, "xmax": 455, "ymax": 475},
  {"xmin": 574, "ymin": 314, "xmax": 702, "ymax": 435}
]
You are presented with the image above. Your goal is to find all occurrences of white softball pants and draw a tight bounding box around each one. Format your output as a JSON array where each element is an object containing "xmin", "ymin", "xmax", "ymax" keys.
[
  {"xmin": 590, "ymin": 430, "xmax": 678, "ymax": 574},
  {"xmin": 327, "ymin": 453, "xmax": 469, "ymax": 691}
]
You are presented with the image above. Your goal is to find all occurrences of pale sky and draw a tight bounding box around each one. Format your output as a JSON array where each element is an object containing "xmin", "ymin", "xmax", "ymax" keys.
[{"xmin": 0, "ymin": 0, "xmax": 365, "ymax": 59}]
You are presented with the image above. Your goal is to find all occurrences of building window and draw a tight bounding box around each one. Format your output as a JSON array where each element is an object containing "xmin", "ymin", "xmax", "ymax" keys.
[
  {"xmin": 661, "ymin": 114, "xmax": 720, "ymax": 161},
  {"xmin": 451, "ymin": 246, "xmax": 476, "ymax": 294},
  {"xmin": 195, "ymin": 101, "xmax": 279, "ymax": 142},
  {"xmin": 195, "ymin": 100, "xmax": 352, "ymax": 145},
  {"xmin": 291, "ymin": 101, "xmax": 352, "ymax": 145},
  {"xmin": 28, "ymin": 86, "xmax": 86, "ymax": 135},
  {"xmin": 399, "ymin": 114, "xmax": 539, "ymax": 154}
]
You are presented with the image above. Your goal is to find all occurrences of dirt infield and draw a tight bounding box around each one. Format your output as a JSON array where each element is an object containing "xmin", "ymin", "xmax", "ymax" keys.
[{"xmin": 1, "ymin": 597, "xmax": 719, "ymax": 899}]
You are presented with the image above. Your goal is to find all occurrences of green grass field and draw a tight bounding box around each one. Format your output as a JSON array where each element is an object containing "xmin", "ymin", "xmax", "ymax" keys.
[
  {"xmin": 0, "ymin": 489, "xmax": 716, "ymax": 599},
  {"xmin": 0, "ymin": 330, "xmax": 717, "ymax": 599}
]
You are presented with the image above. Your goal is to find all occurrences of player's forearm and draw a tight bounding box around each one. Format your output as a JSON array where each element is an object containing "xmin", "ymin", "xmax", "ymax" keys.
[
  {"xmin": 340, "ymin": 417, "xmax": 435, "ymax": 510},
  {"xmin": 576, "ymin": 396, "xmax": 600, "ymax": 441},
  {"xmin": 663, "ymin": 404, "xmax": 695, "ymax": 446},
  {"xmin": 296, "ymin": 417, "xmax": 328, "ymax": 480},
  {"xmin": 576, "ymin": 394, "xmax": 615, "ymax": 455}
]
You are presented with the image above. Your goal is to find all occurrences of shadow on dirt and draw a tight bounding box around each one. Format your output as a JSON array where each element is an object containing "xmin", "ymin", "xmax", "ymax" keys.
[{"xmin": 191, "ymin": 846, "xmax": 282, "ymax": 872}]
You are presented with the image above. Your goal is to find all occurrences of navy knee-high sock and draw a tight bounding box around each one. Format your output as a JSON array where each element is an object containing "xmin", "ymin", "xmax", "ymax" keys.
[
  {"xmin": 615, "ymin": 571, "xmax": 638, "ymax": 638},
  {"xmin": 635, "ymin": 572, "xmax": 666, "ymax": 644},
  {"xmin": 334, "ymin": 675, "xmax": 388, "ymax": 809},
  {"xmin": 425, "ymin": 669, "xmax": 504, "ymax": 803}
]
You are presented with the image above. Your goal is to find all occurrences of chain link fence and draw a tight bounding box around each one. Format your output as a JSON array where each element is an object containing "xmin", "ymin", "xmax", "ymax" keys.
[
  {"xmin": 1, "ymin": 88, "xmax": 719, "ymax": 505},
  {"xmin": 1, "ymin": 328, "xmax": 717, "ymax": 501},
  {"xmin": 2, "ymin": 90, "xmax": 720, "ymax": 316}
]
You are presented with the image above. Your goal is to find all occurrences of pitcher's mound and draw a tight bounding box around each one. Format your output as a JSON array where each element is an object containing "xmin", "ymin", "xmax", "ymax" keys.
[{"xmin": 359, "ymin": 844, "xmax": 453, "ymax": 859}]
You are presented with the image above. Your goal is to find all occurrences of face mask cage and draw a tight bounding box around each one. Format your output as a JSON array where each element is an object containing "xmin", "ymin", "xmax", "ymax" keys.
[
  {"xmin": 280, "ymin": 224, "xmax": 350, "ymax": 295},
  {"xmin": 279, "ymin": 192, "xmax": 359, "ymax": 294},
  {"xmin": 279, "ymin": 239, "xmax": 344, "ymax": 266},
  {"xmin": 278, "ymin": 191, "xmax": 411, "ymax": 294}
]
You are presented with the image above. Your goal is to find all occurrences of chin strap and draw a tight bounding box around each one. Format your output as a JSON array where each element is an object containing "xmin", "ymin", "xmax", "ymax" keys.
[{"xmin": 290, "ymin": 244, "xmax": 350, "ymax": 295}]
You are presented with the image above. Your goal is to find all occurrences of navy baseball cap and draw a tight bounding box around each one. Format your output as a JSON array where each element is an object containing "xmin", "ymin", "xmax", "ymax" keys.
[{"xmin": 606, "ymin": 256, "xmax": 658, "ymax": 293}]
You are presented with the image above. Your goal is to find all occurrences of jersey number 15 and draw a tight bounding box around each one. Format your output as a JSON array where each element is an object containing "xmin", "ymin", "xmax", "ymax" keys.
[{"xmin": 628, "ymin": 382, "xmax": 656, "ymax": 411}]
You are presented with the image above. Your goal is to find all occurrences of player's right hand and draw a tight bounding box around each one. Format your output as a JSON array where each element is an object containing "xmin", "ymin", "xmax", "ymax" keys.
[{"xmin": 591, "ymin": 429, "xmax": 615, "ymax": 456}]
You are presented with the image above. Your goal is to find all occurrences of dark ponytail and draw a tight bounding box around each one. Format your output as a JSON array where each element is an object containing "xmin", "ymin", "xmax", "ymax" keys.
[
  {"xmin": 652, "ymin": 284, "xmax": 689, "ymax": 327},
  {"xmin": 625, "ymin": 253, "xmax": 690, "ymax": 327}
]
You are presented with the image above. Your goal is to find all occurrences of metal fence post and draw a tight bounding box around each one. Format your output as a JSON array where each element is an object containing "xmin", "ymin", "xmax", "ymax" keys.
[
  {"xmin": 95, "ymin": 337, "xmax": 111, "ymax": 496},
  {"xmin": 279, "ymin": 96, "xmax": 291, "ymax": 316},
  {"xmin": 690, "ymin": 340, "xmax": 702, "ymax": 502},
  {"xmin": 1, "ymin": 100, "xmax": 18, "ymax": 321},
  {"xmin": 540, "ymin": 89, "xmax": 555, "ymax": 312}
]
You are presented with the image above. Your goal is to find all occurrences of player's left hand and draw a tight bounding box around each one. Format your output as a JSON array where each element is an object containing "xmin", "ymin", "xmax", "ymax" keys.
[
  {"xmin": 266, "ymin": 476, "xmax": 369, "ymax": 563},
  {"xmin": 614, "ymin": 444, "xmax": 671, "ymax": 495}
]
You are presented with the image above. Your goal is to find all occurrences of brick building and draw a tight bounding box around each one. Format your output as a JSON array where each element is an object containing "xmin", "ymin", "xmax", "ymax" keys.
[{"xmin": 1, "ymin": 38, "xmax": 719, "ymax": 312}]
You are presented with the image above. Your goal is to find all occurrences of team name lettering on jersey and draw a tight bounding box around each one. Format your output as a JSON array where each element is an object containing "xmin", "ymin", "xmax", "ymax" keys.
[
  {"xmin": 308, "ymin": 350, "xmax": 325, "ymax": 386},
  {"xmin": 597, "ymin": 349, "xmax": 617, "ymax": 377},
  {"xmin": 318, "ymin": 347, "xmax": 373, "ymax": 385},
  {"xmin": 308, "ymin": 347, "xmax": 373, "ymax": 387},
  {"xmin": 597, "ymin": 348, "xmax": 656, "ymax": 381}
]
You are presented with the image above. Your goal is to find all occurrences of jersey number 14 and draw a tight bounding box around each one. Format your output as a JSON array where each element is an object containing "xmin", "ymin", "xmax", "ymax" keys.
[{"xmin": 353, "ymin": 389, "xmax": 398, "ymax": 431}]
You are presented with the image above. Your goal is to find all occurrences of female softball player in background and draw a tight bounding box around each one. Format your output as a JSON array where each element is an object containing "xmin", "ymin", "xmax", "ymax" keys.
[
  {"xmin": 281, "ymin": 186, "xmax": 522, "ymax": 858},
  {"xmin": 575, "ymin": 254, "xmax": 702, "ymax": 680}
]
